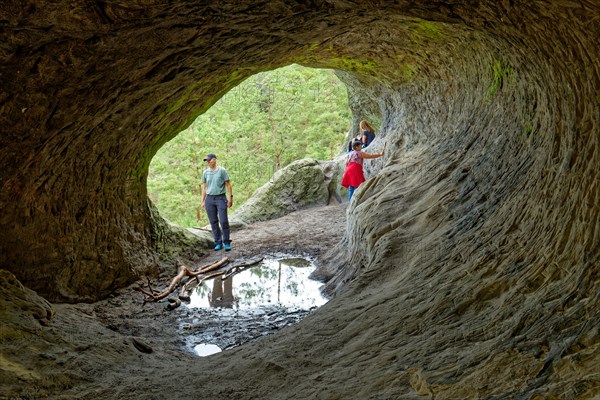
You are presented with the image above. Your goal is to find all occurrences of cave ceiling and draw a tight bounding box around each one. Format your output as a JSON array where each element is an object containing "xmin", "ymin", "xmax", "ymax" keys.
[{"xmin": 0, "ymin": 1, "xmax": 598, "ymax": 397}]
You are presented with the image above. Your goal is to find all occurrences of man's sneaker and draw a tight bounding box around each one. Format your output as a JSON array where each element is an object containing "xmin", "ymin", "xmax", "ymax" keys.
[
  {"xmin": 214, "ymin": 243, "xmax": 223, "ymax": 251},
  {"xmin": 224, "ymin": 243, "xmax": 231, "ymax": 252}
]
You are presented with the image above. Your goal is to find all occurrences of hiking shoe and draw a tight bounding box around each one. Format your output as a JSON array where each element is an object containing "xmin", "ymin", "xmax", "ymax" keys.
[
  {"xmin": 214, "ymin": 243, "xmax": 223, "ymax": 251},
  {"xmin": 224, "ymin": 243, "xmax": 231, "ymax": 252}
]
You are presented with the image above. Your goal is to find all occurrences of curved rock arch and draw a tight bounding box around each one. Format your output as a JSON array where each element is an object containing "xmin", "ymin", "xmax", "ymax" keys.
[{"xmin": 1, "ymin": 1, "xmax": 598, "ymax": 397}]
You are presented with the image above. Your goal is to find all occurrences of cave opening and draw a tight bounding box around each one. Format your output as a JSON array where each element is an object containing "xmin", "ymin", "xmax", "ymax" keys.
[
  {"xmin": 144, "ymin": 65, "xmax": 354, "ymax": 350},
  {"xmin": 1, "ymin": 1, "xmax": 598, "ymax": 398},
  {"xmin": 148, "ymin": 64, "xmax": 352, "ymax": 228}
]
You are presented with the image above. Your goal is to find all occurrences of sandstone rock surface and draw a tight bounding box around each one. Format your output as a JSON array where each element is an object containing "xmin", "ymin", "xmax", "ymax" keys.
[
  {"xmin": 0, "ymin": 1, "xmax": 598, "ymax": 399},
  {"xmin": 232, "ymin": 158, "xmax": 342, "ymax": 225}
]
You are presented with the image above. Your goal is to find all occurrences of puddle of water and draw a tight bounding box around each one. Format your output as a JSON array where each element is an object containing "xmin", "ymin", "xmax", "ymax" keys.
[
  {"xmin": 188, "ymin": 257, "xmax": 327, "ymax": 310},
  {"xmin": 193, "ymin": 343, "xmax": 222, "ymax": 357},
  {"xmin": 181, "ymin": 256, "xmax": 328, "ymax": 356}
]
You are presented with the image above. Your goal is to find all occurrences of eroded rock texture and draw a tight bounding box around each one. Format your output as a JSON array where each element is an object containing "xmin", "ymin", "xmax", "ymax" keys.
[{"xmin": 0, "ymin": 1, "xmax": 598, "ymax": 398}]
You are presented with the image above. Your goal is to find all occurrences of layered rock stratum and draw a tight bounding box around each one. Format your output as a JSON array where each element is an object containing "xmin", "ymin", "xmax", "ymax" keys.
[{"xmin": 0, "ymin": 1, "xmax": 598, "ymax": 399}]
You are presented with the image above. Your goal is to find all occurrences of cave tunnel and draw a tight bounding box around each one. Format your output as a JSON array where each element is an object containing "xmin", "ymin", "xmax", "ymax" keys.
[{"xmin": 1, "ymin": 1, "xmax": 599, "ymax": 399}]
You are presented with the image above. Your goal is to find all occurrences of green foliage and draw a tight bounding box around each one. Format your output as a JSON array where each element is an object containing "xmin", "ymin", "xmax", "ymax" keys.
[{"xmin": 148, "ymin": 65, "xmax": 351, "ymax": 227}]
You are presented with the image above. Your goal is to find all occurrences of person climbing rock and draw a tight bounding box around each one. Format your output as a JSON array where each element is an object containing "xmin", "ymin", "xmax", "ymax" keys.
[
  {"xmin": 347, "ymin": 132, "xmax": 363, "ymax": 153},
  {"xmin": 360, "ymin": 120, "xmax": 376, "ymax": 148},
  {"xmin": 201, "ymin": 153, "xmax": 233, "ymax": 251},
  {"xmin": 341, "ymin": 140, "xmax": 384, "ymax": 201}
]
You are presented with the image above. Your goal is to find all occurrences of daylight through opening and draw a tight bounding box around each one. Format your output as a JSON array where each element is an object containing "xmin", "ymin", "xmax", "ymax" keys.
[{"xmin": 148, "ymin": 64, "xmax": 352, "ymax": 228}]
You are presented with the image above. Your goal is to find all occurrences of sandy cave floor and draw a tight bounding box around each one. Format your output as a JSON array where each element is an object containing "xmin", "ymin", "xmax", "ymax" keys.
[
  {"xmin": 27, "ymin": 204, "xmax": 346, "ymax": 380},
  {"xmin": 93, "ymin": 203, "xmax": 347, "ymax": 356},
  {"xmin": 0, "ymin": 203, "xmax": 349, "ymax": 400}
]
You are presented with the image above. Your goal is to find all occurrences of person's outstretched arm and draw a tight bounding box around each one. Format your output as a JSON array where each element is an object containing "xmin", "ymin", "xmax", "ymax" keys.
[{"xmin": 361, "ymin": 149, "xmax": 384, "ymax": 159}]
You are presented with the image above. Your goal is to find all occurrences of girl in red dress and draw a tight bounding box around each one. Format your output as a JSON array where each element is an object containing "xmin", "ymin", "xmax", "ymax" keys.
[{"xmin": 341, "ymin": 140, "xmax": 384, "ymax": 200}]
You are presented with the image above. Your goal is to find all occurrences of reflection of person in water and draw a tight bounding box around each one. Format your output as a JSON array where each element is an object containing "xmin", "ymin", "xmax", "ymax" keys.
[{"xmin": 209, "ymin": 276, "xmax": 236, "ymax": 308}]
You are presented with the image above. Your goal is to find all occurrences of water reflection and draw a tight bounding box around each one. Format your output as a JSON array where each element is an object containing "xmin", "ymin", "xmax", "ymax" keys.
[
  {"xmin": 193, "ymin": 343, "xmax": 222, "ymax": 357},
  {"xmin": 209, "ymin": 276, "xmax": 236, "ymax": 308},
  {"xmin": 188, "ymin": 257, "xmax": 327, "ymax": 310}
]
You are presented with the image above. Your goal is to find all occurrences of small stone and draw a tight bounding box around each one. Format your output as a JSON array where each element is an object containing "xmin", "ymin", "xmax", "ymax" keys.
[{"xmin": 131, "ymin": 338, "xmax": 153, "ymax": 354}]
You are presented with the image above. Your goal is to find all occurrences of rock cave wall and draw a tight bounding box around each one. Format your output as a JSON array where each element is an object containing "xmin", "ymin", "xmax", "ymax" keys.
[{"xmin": 0, "ymin": 1, "xmax": 598, "ymax": 398}]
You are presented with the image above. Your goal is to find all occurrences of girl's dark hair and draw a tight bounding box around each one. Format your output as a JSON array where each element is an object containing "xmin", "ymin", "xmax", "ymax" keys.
[{"xmin": 352, "ymin": 140, "xmax": 363, "ymax": 149}]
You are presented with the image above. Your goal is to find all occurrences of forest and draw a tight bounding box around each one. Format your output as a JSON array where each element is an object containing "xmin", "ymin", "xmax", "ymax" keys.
[{"xmin": 148, "ymin": 65, "xmax": 352, "ymax": 227}]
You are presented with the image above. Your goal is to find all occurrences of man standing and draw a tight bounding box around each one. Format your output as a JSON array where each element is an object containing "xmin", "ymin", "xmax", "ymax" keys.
[{"xmin": 201, "ymin": 153, "xmax": 233, "ymax": 251}]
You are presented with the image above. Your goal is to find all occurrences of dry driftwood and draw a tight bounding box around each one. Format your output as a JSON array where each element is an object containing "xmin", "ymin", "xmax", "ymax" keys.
[
  {"xmin": 139, "ymin": 258, "xmax": 230, "ymax": 302},
  {"xmin": 178, "ymin": 257, "xmax": 264, "ymax": 301},
  {"xmin": 142, "ymin": 257, "xmax": 266, "ymax": 306},
  {"xmin": 221, "ymin": 258, "xmax": 264, "ymax": 280},
  {"xmin": 179, "ymin": 270, "xmax": 225, "ymax": 301},
  {"xmin": 166, "ymin": 296, "xmax": 182, "ymax": 310}
]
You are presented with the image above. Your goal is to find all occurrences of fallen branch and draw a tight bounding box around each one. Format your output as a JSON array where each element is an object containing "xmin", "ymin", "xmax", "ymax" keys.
[
  {"xmin": 178, "ymin": 258, "xmax": 264, "ymax": 301},
  {"xmin": 197, "ymin": 258, "xmax": 230, "ymax": 274},
  {"xmin": 179, "ymin": 277, "xmax": 199, "ymax": 301},
  {"xmin": 146, "ymin": 276, "xmax": 159, "ymax": 296},
  {"xmin": 166, "ymin": 296, "xmax": 182, "ymax": 310},
  {"xmin": 192, "ymin": 226, "xmax": 213, "ymax": 232},
  {"xmin": 222, "ymin": 258, "xmax": 264, "ymax": 280},
  {"xmin": 180, "ymin": 270, "xmax": 226, "ymax": 301},
  {"xmin": 139, "ymin": 258, "xmax": 230, "ymax": 302}
]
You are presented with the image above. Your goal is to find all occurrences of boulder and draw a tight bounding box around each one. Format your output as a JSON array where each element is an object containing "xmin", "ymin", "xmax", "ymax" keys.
[{"xmin": 231, "ymin": 158, "xmax": 343, "ymax": 225}]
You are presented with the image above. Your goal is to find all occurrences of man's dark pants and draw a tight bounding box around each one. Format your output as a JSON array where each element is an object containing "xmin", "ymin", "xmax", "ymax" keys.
[{"xmin": 205, "ymin": 194, "xmax": 230, "ymax": 245}]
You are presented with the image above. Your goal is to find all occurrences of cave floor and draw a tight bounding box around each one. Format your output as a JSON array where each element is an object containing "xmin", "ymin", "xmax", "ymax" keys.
[
  {"xmin": 94, "ymin": 202, "xmax": 347, "ymax": 357},
  {"xmin": 1, "ymin": 203, "xmax": 347, "ymax": 400}
]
